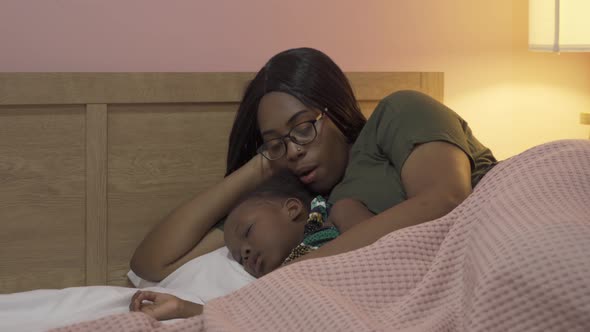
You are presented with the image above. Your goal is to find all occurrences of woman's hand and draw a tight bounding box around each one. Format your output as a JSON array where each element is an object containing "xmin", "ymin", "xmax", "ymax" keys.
[
  {"xmin": 129, "ymin": 290, "xmax": 203, "ymax": 321},
  {"xmin": 247, "ymin": 153, "xmax": 279, "ymax": 182},
  {"xmin": 130, "ymin": 151, "xmax": 278, "ymax": 282}
]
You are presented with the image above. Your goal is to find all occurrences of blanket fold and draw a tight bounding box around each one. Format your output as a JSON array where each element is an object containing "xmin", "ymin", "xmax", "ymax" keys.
[{"xmin": 52, "ymin": 140, "xmax": 590, "ymax": 332}]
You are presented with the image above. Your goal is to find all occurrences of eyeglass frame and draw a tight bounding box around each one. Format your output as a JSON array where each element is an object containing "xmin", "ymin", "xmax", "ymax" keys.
[{"xmin": 256, "ymin": 109, "xmax": 327, "ymax": 161}]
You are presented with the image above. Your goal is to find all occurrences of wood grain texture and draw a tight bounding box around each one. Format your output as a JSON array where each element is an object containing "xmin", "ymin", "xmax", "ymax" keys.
[
  {"xmin": 420, "ymin": 72, "xmax": 444, "ymax": 102},
  {"xmin": 348, "ymin": 72, "xmax": 423, "ymax": 101},
  {"xmin": 0, "ymin": 73, "xmax": 253, "ymax": 105},
  {"xmin": 0, "ymin": 72, "xmax": 444, "ymax": 291},
  {"xmin": 86, "ymin": 104, "xmax": 108, "ymax": 285},
  {"xmin": 0, "ymin": 72, "xmax": 442, "ymax": 106},
  {"xmin": 0, "ymin": 106, "xmax": 86, "ymax": 293},
  {"xmin": 106, "ymin": 103, "xmax": 235, "ymax": 286}
]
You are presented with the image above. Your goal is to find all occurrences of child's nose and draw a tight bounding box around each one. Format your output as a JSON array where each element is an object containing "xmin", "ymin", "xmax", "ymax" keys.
[{"xmin": 240, "ymin": 245, "xmax": 251, "ymax": 262}]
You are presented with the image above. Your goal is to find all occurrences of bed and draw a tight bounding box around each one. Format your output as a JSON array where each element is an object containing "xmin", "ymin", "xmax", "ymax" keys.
[
  {"xmin": 0, "ymin": 72, "xmax": 444, "ymax": 293},
  {"xmin": 2, "ymin": 73, "xmax": 589, "ymax": 332}
]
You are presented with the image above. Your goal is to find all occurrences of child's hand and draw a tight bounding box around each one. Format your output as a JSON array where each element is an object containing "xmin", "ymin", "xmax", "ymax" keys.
[{"xmin": 129, "ymin": 290, "xmax": 203, "ymax": 321}]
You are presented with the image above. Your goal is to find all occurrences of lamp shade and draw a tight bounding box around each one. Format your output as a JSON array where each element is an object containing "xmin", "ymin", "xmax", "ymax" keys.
[{"xmin": 529, "ymin": 0, "xmax": 590, "ymax": 52}]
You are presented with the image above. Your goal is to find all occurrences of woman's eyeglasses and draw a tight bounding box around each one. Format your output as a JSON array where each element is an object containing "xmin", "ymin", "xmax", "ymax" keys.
[{"xmin": 257, "ymin": 110, "xmax": 326, "ymax": 161}]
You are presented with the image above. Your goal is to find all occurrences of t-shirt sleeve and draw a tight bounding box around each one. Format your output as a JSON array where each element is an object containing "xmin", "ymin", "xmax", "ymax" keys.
[{"xmin": 373, "ymin": 90, "xmax": 475, "ymax": 172}]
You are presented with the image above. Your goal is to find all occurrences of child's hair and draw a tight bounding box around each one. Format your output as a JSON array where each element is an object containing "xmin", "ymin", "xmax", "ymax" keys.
[{"xmin": 234, "ymin": 171, "xmax": 314, "ymax": 209}]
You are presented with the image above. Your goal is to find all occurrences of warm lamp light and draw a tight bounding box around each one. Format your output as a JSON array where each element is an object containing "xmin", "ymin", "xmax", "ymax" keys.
[
  {"xmin": 529, "ymin": 0, "xmax": 590, "ymax": 52},
  {"xmin": 581, "ymin": 113, "xmax": 590, "ymax": 139},
  {"xmin": 529, "ymin": 1, "xmax": 590, "ymax": 139}
]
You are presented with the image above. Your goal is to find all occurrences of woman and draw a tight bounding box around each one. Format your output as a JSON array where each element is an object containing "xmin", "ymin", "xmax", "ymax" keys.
[{"xmin": 131, "ymin": 47, "xmax": 496, "ymax": 282}]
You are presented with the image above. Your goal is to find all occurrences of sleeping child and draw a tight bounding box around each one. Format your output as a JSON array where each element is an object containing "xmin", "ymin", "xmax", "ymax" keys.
[{"xmin": 129, "ymin": 171, "xmax": 339, "ymax": 320}]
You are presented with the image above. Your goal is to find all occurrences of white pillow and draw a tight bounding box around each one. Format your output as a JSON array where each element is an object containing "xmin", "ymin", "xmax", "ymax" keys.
[{"xmin": 127, "ymin": 246, "xmax": 255, "ymax": 303}]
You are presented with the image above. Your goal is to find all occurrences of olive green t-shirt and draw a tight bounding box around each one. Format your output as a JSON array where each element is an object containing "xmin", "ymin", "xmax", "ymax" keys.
[{"xmin": 328, "ymin": 90, "xmax": 497, "ymax": 214}]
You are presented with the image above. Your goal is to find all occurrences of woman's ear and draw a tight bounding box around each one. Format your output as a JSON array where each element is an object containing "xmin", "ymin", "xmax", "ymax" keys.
[{"xmin": 283, "ymin": 198, "xmax": 304, "ymax": 222}]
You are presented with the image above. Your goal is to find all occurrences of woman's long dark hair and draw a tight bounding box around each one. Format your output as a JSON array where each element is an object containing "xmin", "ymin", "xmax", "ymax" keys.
[{"xmin": 225, "ymin": 47, "xmax": 366, "ymax": 176}]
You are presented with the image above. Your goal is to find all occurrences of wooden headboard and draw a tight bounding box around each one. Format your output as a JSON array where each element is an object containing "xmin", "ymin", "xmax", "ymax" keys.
[{"xmin": 0, "ymin": 72, "xmax": 443, "ymax": 293}]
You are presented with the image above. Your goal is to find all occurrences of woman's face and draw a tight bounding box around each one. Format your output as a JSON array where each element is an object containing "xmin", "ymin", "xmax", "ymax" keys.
[{"xmin": 257, "ymin": 92, "xmax": 350, "ymax": 195}]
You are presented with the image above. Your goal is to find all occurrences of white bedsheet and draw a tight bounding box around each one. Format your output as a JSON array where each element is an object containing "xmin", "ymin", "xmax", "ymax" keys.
[
  {"xmin": 0, "ymin": 286, "xmax": 197, "ymax": 331},
  {"xmin": 0, "ymin": 246, "xmax": 255, "ymax": 332}
]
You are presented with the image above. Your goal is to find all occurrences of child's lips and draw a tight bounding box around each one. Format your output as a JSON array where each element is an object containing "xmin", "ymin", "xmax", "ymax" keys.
[
  {"xmin": 254, "ymin": 255, "xmax": 263, "ymax": 275},
  {"xmin": 249, "ymin": 254, "xmax": 262, "ymax": 276}
]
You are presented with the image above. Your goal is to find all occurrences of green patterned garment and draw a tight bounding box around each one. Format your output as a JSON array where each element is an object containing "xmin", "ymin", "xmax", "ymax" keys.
[{"xmin": 282, "ymin": 196, "xmax": 340, "ymax": 265}]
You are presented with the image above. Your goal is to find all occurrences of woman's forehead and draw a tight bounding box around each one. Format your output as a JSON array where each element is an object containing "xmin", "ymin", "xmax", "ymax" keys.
[{"xmin": 258, "ymin": 92, "xmax": 313, "ymax": 129}]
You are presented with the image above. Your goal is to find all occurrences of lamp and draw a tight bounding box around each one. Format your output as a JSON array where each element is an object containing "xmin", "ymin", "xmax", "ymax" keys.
[
  {"xmin": 529, "ymin": 0, "xmax": 590, "ymax": 138},
  {"xmin": 529, "ymin": 0, "xmax": 590, "ymax": 52}
]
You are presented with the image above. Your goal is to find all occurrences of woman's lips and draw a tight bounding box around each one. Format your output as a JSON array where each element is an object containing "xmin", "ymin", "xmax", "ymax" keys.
[{"xmin": 299, "ymin": 168, "xmax": 318, "ymax": 185}]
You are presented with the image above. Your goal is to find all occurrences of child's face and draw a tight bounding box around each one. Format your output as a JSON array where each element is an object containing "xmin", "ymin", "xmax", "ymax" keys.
[{"xmin": 224, "ymin": 197, "xmax": 306, "ymax": 278}]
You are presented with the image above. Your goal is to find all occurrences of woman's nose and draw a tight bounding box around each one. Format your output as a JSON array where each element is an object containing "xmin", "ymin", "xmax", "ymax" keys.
[{"xmin": 285, "ymin": 140, "xmax": 304, "ymax": 161}]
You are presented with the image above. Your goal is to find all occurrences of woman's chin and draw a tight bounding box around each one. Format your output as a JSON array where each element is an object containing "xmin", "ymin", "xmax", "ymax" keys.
[{"xmin": 309, "ymin": 178, "xmax": 332, "ymax": 196}]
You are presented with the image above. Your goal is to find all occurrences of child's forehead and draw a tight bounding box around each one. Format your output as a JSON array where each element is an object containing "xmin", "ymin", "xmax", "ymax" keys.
[
  {"xmin": 238, "ymin": 196, "xmax": 283, "ymax": 211},
  {"xmin": 228, "ymin": 198, "xmax": 274, "ymax": 222},
  {"xmin": 228, "ymin": 198, "xmax": 285, "ymax": 228}
]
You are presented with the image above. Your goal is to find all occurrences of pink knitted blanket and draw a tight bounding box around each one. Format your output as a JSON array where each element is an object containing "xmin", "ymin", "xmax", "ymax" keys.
[{"xmin": 53, "ymin": 140, "xmax": 590, "ymax": 332}]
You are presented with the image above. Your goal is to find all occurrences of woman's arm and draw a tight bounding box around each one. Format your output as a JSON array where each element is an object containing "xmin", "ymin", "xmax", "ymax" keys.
[
  {"xmin": 329, "ymin": 198, "xmax": 374, "ymax": 233},
  {"xmin": 297, "ymin": 141, "xmax": 472, "ymax": 262},
  {"xmin": 131, "ymin": 154, "xmax": 272, "ymax": 282}
]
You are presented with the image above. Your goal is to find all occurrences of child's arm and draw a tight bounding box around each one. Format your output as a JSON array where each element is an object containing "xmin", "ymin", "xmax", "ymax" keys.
[{"xmin": 129, "ymin": 291, "xmax": 203, "ymax": 320}]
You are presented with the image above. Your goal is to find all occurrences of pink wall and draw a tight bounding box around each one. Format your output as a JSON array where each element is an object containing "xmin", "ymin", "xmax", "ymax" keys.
[
  {"xmin": 0, "ymin": 0, "xmax": 515, "ymax": 71},
  {"xmin": 1, "ymin": 0, "xmax": 589, "ymax": 157}
]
